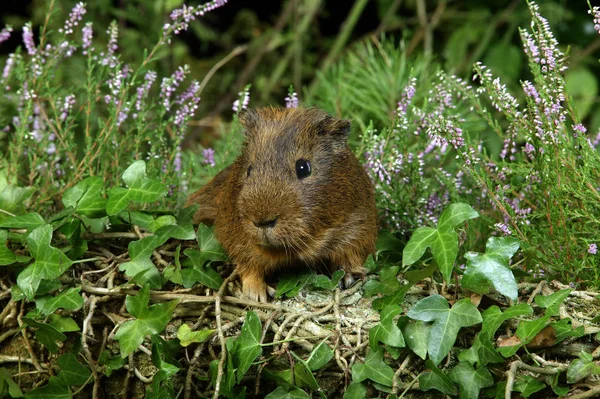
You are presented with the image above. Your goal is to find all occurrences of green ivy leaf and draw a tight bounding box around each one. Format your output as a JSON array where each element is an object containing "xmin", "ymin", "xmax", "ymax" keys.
[
  {"xmin": 265, "ymin": 387, "xmax": 310, "ymax": 399},
  {"xmin": 480, "ymin": 304, "xmax": 533, "ymax": 341},
  {"xmin": 0, "ymin": 212, "xmax": 45, "ymax": 230},
  {"xmin": 0, "ymin": 367, "xmax": 23, "ymax": 398},
  {"xmin": 437, "ymin": 203, "xmax": 479, "ymax": 232},
  {"xmin": 567, "ymin": 352, "xmax": 600, "ymax": 383},
  {"xmin": 177, "ymin": 324, "xmax": 214, "ymax": 347},
  {"xmin": 419, "ymin": 359, "xmax": 457, "ymax": 395},
  {"xmin": 309, "ymin": 270, "xmax": 345, "ymax": 291},
  {"xmin": 407, "ymin": 295, "xmax": 482, "ymax": 365},
  {"xmin": 114, "ymin": 286, "xmax": 178, "ymax": 357},
  {"xmin": 0, "ymin": 184, "xmax": 35, "ymax": 222},
  {"xmin": 181, "ymin": 248, "xmax": 223, "ymax": 289},
  {"xmin": 275, "ymin": 272, "xmax": 312, "ymax": 298},
  {"xmin": 514, "ymin": 375, "xmax": 546, "ymax": 397},
  {"xmin": 22, "ymin": 318, "xmax": 67, "ymax": 354},
  {"xmin": 57, "ymin": 353, "xmax": 91, "ymax": 386},
  {"xmin": 343, "ymin": 382, "xmax": 366, "ymax": 399},
  {"xmin": 448, "ymin": 362, "xmax": 494, "ymax": 399},
  {"xmin": 351, "ymin": 346, "xmax": 394, "ymax": 386},
  {"xmin": 463, "ymin": 237, "xmax": 520, "ymax": 301},
  {"xmin": 98, "ymin": 350, "xmax": 127, "ymax": 377},
  {"xmin": 106, "ymin": 161, "xmax": 167, "ymax": 215},
  {"xmin": 196, "ymin": 223, "xmax": 227, "ymax": 261},
  {"xmin": 306, "ymin": 339, "xmax": 333, "ymax": 371},
  {"xmin": 534, "ymin": 289, "xmax": 571, "ymax": 316},
  {"xmin": 62, "ymin": 177, "xmax": 107, "ymax": 218},
  {"xmin": 364, "ymin": 266, "xmax": 400, "ymax": 296},
  {"xmin": 402, "ymin": 227, "xmax": 437, "ymax": 266},
  {"xmin": 48, "ymin": 314, "xmax": 80, "ymax": 333},
  {"xmin": 552, "ymin": 319, "xmax": 585, "ymax": 343},
  {"xmin": 431, "ymin": 230, "xmax": 459, "ymax": 283},
  {"xmin": 0, "ymin": 230, "xmax": 16, "ymax": 266},
  {"xmin": 232, "ymin": 311, "xmax": 262, "ymax": 383},
  {"xmin": 369, "ymin": 305, "xmax": 405, "ymax": 347},
  {"xmin": 148, "ymin": 335, "xmax": 179, "ymax": 398},
  {"xmin": 36, "ymin": 287, "xmax": 84, "ymax": 316},
  {"xmin": 23, "ymin": 376, "xmax": 69, "ymax": 399},
  {"xmin": 17, "ymin": 225, "xmax": 73, "ymax": 299},
  {"xmin": 119, "ymin": 236, "xmax": 162, "ymax": 289},
  {"xmin": 399, "ymin": 317, "xmax": 430, "ymax": 360},
  {"xmin": 154, "ymin": 207, "xmax": 196, "ymax": 243}
]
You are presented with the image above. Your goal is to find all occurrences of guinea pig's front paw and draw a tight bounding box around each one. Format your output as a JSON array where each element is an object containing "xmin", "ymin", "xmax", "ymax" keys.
[
  {"xmin": 339, "ymin": 268, "xmax": 366, "ymax": 289},
  {"xmin": 241, "ymin": 274, "xmax": 269, "ymax": 303}
]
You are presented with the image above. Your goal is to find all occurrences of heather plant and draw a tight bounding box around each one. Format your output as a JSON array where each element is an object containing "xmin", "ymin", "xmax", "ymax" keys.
[{"xmin": 0, "ymin": 0, "xmax": 227, "ymax": 211}]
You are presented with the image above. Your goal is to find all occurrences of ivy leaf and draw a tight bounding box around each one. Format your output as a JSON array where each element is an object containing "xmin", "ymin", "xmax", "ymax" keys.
[
  {"xmin": 232, "ymin": 311, "xmax": 262, "ymax": 383},
  {"xmin": 0, "ymin": 184, "xmax": 35, "ymax": 222},
  {"xmin": 463, "ymin": 237, "xmax": 520, "ymax": 301},
  {"xmin": 119, "ymin": 236, "xmax": 162, "ymax": 289},
  {"xmin": 309, "ymin": 270, "xmax": 345, "ymax": 291},
  {"xmin": 306, "ymin": 339, "xmax": 334, "ymax": 371},
  {"xmin": 351, "ymin": 346, "xmax": 394, "ymax": 386},
  {"xmin": 57, "ymin": 353, "xmax": 91, "ymax": 386},
  {"xmin": 48, "ymin": 314, "xmax": 80, "ymax": 333},
  {"xmin": 535, "ymin": 289, "xmax": 571, "ymax": 316},
  {"xmin": 275, "ymin": 272, "xmax": 312, "ymax": 298},
  {"xmin": 106, "ymin": 161, "xmax": 167, "ymax": 215},
  {"xmin": 437, "ymin": 203, "xmax": 479, "ymax": 232},
  {"xmin": 181, "ymin": 248, "xmax": 223, "ymax": 289},
  {"xmin": 114, "ymin": 286, "xmax": 178, "ymax": 357},
  {"xmin": 62, "ymin": 177, "xmax": 107, "ymax": 218},
  {"xmin": 196, "ymin": 223, "xmax": 227, "ymax": 262},
  {"xmin": 402, "ymin": 227, "xmax": 437, "ymax": 266},
  {"xmin": 369, "ymin": 305, "xmax": 405, "ymax": 347},
  {"xmin": 552, "ymin": 319, "xmax": 585, "ymax": 343},
  {"xmin": 22, "ymin": 318, "xmax": 67, "ymax": 354},
  {"xmin": 265, "ymin": 387, "xmax": 310, "ymax": 399},
  {"xmin": 399, "ymin": 317, "xmax": 430, "ymax": 360},
  {"xmin": 343, "ymin": 382, "xmax": 366, "ymax": 399},
  {"xmin": 364, "ymin": 266, "xmax": 400, "ymax": 296},
  {"xmin": 419, "ymin": 359, "xmax": 457, "ymax": 395},
  {"xmin": 154, "ymin": 207, "xmax": 197, "ymax": 243},
  {"xmin": 289, "ymin": 353, "xmax": 320, "ymax": 391},
  {"xmin": 0, "ymin": 212, "xmax": 45, "ymax": 230},
  {"xmin": 431, "ymin": 230, "xmax": 459, "ymax": 283},
  {"xmin": 480, "ymin": 304, "xmax": 533, "ymax": 341},
  {"xmin": 407, "ymin": 295, "xmax": 482, "ymax": 365},
  {"xmin": 448, "ymin": 362, "xmax": 494, "ymax": 399},
  {"xmin": 36, "ymin": 287, "xmax": 84, "ymax": 315},
  {"xmin": 23, "ymin": 376, "xmax": 70, "ymax": 399},
  {"xmin": 17, "ymin": 225, "xmax": 73, "ymax": 299},
  {"xmin": 514, "ymin": 375, "xmax": 546, "ymax": 397},
  {"xmin": 163, "ymin": 245, "xmax": 183, "ymax": 285},
  {"xmin": 147, "ymin": 336, "xmax": 179, "ymax": 398},
  {"xmin": 177, "ymin": 324, "xmax": 214, "ymax": 347},
  {"xmin": 0, "ymin": 367, "xmax": 23, "ymax": 397},
  {"xmin": 567, "ymin": 352, "xmax": 600, "ymax": 383},
  {"xmin": 98, "ymin": 351, "xmax": 127, "ymax": 377},
  {"xmin": 0, "ymin": 230, "xmax": 16, "ymax": 266}
]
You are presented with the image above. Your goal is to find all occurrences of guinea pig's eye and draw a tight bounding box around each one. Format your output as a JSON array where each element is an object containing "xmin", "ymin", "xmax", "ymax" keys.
[
  {"xmin": 295, "ymin": 159, "xmax": 311, "ymax": 179},
  {"xmin": 247, "ymin": 165, "xmax": 252, "ymax": 177}
]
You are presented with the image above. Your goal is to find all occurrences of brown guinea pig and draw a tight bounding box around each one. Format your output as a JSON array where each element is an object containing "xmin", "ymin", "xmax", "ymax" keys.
[{"xmin": 186, "ymin": 107, "xmax": 378, "ymax": 302}]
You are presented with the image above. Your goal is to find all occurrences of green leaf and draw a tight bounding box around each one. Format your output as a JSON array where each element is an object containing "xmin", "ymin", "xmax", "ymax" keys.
[
  {"xmin": 163, "ymin": 244, "xmax": 183, "ymax": 285},
  {"xmin": 57, "ymin": 353, "xmax": 91, "ymax": 386},
  {"xmin": 369, "ymin": 305, "xmax": 405, "ymax": 347},
  {"xmin": 232, "ymin": 311, "xmax": 262, "ymax": 383},
  {"xmin": 98, "ymin": 351, "xmax": 127, "ymax": 377},
  {"xmin": 419, "ymin": 359, "xmax": 457, "ymax": 395},
  {"xmin": 436, "ymin": 203, "xmax": 479, "ymax": 232},
  {"xmin": 0, "ymin": 230, "xmax": 16, "ymax": 266},
  {"xmin": 24, "ymin": 376, "xmax": 70, "ymax": 399},
  {"xmin": 306, "ymin": 339, "xmax": 333, "ymax": 371},
  {"xmin": 37, "ymin": 287, "xmax": 84, "ymax": 316},
  {"xmin": 364, "ymin": 266, "xmax": 400, "ymax": 296},
  {"xmin": 0, "ymin": 367, "xmax": 23, "ymax": 398},
  {"xmin": 552, "ymin": 319, "xmax": 584, "ymax": 343},
  {"xmin": 265, "ymin": 387, "xmax": 310, "ymax": 399},
  {"xmin": 275, "ymin": 272, "xmax": 311, "ymax": 298},
  {"xmin": 343, "ymin": 382, "xmax": 366, "ymax": 399},
  {"xmin": 119, "ymin": 236, "xmax": 162, "ymax": 289},
  {"xmin": 114, "ymin": 286, "xmax": 178, "ymax": 357},
  {"xmin": 181, "ymin": 249, "xmax": 224, "ymax": 289},
  {"xmin": 567, "ymin": 353, "xmax": 600, "ymax": 383},
  {"xmin": 17, "ymin": 225, "xmax": 73, "ymax": 299},
  {"xmin": 0, "ymin": 212, "xmax": 45, "ymax": 230},
  {"xmin": 48, "ymin": 314, "xmax": 80, "ymax": 333},
  {"xmin": 448, "ymin": 363, "xmax": 494, "ymax": 399},
  {"xmin": 0, "ymin": 184, "xmax": 35, "ymax": 222},
  {"xmin": 310, "ymin": 270, "xmax": 345, "ymax": 291},
  {"xmin": 376, "ymin": 230, "xmax": 403, "ymax": 255},
  {"xmin": 431, "ymin": 230, "xmax": 459, "ymax": 283},
  {"xmin": 514, "ymin": 375, "xmax": 546, "ymax": 397},
  {"xmin": 463, "ymin": 237, "xmax": 520, "ymax": 301},
  {"xmin": 62, "ymin": 177, "xmax": 107, "ymax": 218},
  {"xmin": 402, "ymin": 226, "xmax": 437, "ymax": 266},
  {"xmin": 535, "ymin": 289, "xmax": 571, "ymax": 315},
  {"xmin": 408, "ymin": 296, "xmax": 482, "ymax": 365},
  {"xmin": 106, "ymin": 187, "xmax": 130, "ymax": 216},
  {"xmin": 196, "ymin": 224, "xmax": 227, "ymax": 261},
  {"xmin": 351, "ymin": 346, "xmax": 394, "ymax": 386},
  {"xmin": 177, "ymin": 324, "xmax": 214, "ymax": 347},
  {"xmin": 22, "ymin": 318, "xmax": 67, "ymax": 354},
  {"xmin": 480, "ymin": 304, "xmax": 533, "ymax": 341},
  {"xmin": 399, "ymin": 317, "xmax": 430, "ymax": 360}
]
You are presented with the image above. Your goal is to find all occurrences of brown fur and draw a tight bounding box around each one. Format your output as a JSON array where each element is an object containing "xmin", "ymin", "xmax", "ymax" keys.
[{"xmin": 185, "ymin": 107, "xmax": 378, "ymax": 302}]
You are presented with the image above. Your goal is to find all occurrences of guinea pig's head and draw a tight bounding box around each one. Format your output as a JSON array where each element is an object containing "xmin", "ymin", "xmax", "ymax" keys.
[{"xmin": 236, "ymin": 107, "xmax": 350, "ymax": 257}]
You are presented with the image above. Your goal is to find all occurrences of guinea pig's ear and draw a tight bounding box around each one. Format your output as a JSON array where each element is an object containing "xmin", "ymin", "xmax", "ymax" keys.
[
  {"xmin": 238, "ymin": 108, "xmax": 259, "ymax": 134},
  {"xmin": 317, "ymin": 115, "xmax": 351, "ymax": 140}
]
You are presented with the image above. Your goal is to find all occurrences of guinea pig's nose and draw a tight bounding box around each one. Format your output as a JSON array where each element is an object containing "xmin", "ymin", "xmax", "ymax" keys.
[{"xmin": 253, "ymin": 217, "xmax": 278, "ymax": 229}]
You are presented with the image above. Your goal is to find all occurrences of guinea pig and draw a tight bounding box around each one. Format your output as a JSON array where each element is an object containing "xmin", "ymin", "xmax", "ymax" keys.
[{"xmin": 186, "ymin": 107, "xmax": 378, "ymax": 302}]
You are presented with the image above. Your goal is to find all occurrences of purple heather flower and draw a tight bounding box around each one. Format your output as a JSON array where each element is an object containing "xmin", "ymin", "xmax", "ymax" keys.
[
  {"xmin": 174, "ymin": 80, "xmax": 201, "ymax": 127},
  {"xmin": 589, "ymin": 7, "xmax": 600, "ymax": 34},
  {"xmin": 396, "ymin": 77, "xmax": 417, "ymax": 115},
  {"xmin": 0, "ymin": 25, "xmax": 12, "ymax": 45},
  {"xmin": 572, "ymin": 124, "xmax": 586, "ymax": 137},
  {"xmin": 165, "ymin": 0, "xmax": 228, "ymax": 37},
  {"xmin": 494, "ymin": 222, "xmax": 512, "ymax": 236},
  {"xmin": 2, "ymin": 53, "xmax": 16, "ymax": 80},
  {"xmin": 174, "ymin": 145, "xmax": 182, "ymax": 173},
  {"xmin": 589, "ymin": 243, "xmax": 598, "ymax": 255},
  {"xmin": 59, "ymin": 94, "xmax": 76, "ymax": 121},
  {"xmin": 134, "ymin": 70, "xmax": 157, "ymax": 113},
  {"xmin": 522, "ymin": 81, "xmax": 540, "ymax": 103},
  {"xmin": 160, "ymin": 65, "xmax": 189, "ymax": 111},
  {"xmin": 22, "ymin": 23, "xmax": 36, "ymax": 55},
  {"xmin": 233, "ymin": 85, "xmax": 250, "ymax": 112},
  {"xmin": 285, "ymin": 91, "xmax": 298, "ymax": 109},
  {"xmin": 59, "ymin": 2, "xmax": 86, "ymax": 36},
  {"xmin": 82, "ymin": 22, "xmax": 93, "ymax": 53},
  {"xmin": 203, "ymin": 148, "xmax": 215, "ymax": 167},
  {"xmin": 107, "ymin": 22, "xmax": 118, "ymax": 55}
]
